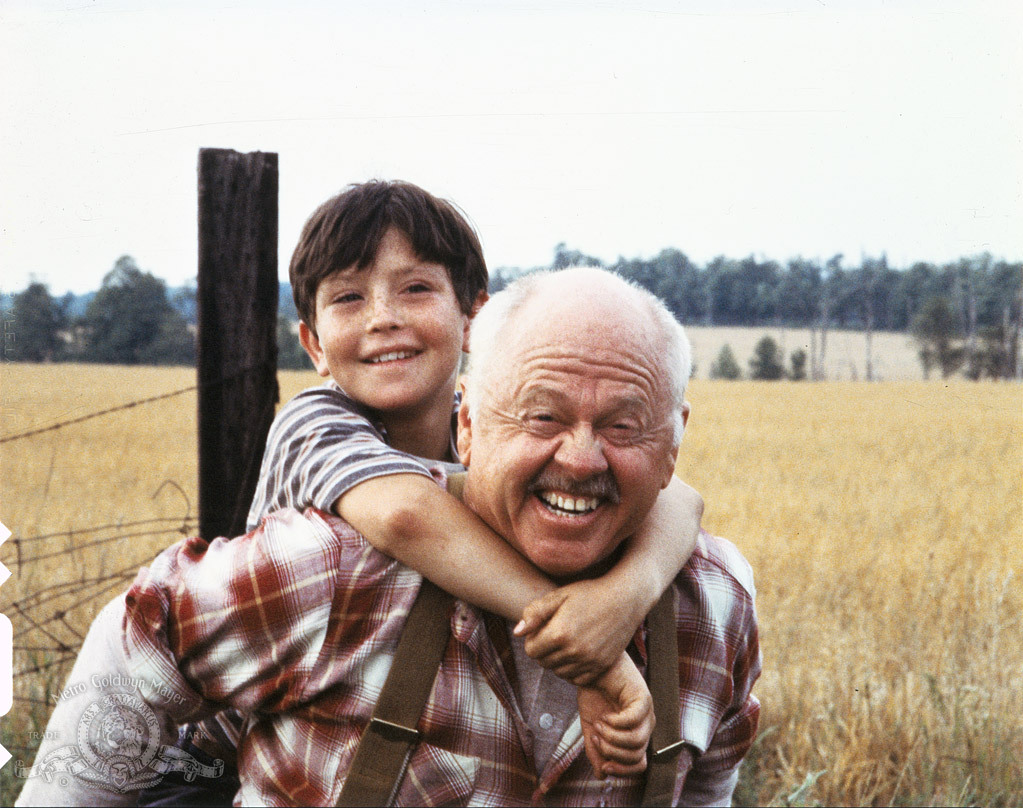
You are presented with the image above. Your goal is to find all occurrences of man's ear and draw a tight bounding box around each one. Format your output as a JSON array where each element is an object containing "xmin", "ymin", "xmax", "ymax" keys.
[
  {"xmin": 298, "ymin": 321, "xmax": 331, "ymax": 378},
  {"xmin": 461, "ymin": 290, "xmax": 489, "ymax": 353},
  {"xmin": 455, "ymin": 379, "xmax": 473, "ymax": 467}
]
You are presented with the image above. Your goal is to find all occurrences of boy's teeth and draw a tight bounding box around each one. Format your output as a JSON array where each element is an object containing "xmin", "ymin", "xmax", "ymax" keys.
[
  {"xmin": 538, "ymin": 491, "xmax": 599, "ymax": 514},
  {"xmin": 370, "ymin": 351, "xmax": 414, "ymax": 363}
]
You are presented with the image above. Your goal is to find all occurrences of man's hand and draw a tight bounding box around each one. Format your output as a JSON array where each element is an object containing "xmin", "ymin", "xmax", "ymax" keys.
[
  {"xmin": 514, "ymin": 578, "xmax": 644, "ymax": 685},
  {"xmin": 576, "ymin": 653, "xmax": 654, "ymax": 779}
]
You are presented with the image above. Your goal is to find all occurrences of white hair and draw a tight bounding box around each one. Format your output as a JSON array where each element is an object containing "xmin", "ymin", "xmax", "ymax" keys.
[{"xmin": 464, "ymin": 267, "xmax": 692, "ymax": 446}]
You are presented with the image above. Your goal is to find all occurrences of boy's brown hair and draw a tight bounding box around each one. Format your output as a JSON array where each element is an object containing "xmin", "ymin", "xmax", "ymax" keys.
[{"xmin": 290, "ymin": 180, "xmax": 488, "ymax": 331}]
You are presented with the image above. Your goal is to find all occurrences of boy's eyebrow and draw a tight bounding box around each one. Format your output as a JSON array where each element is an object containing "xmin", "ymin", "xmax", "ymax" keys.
[{"xmin": 391, "ymin": 261, "xmax": 450, "ymax": 277}]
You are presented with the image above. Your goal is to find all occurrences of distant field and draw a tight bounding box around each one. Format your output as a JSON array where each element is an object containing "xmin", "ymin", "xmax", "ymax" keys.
[
  {"xmin": 1, "ymin": 363, "xmax": 1020, "ymax": 805},
  {"xmin": 685, "ymin": 326, "xmax": 923, "ymax": 380}
]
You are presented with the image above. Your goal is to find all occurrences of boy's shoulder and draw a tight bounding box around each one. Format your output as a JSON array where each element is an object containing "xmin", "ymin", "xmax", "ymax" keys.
[
  {"xmin": 272, "ymin": 381, "xmax": 378, "ymax": 428},
  {"xmin": 284, "ymin": 380, "xmax": 359, "ymax": 411},
  {"xmin": 280, "ymin": 381, "xmax": 460, "ymax": 420}
]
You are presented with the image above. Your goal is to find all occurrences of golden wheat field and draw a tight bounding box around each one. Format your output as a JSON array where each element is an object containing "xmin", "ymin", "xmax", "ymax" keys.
[{"xmin": 1, "ymin": 363, "xmax": 1021, "ymax": 806}]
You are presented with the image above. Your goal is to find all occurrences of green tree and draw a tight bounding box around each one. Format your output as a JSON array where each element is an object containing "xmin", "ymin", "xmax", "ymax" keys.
[
  {"xmin": 788, "ymin": 348, "xmax": 807, "ymax": 381},
  {"xmin": 552, "ymin": 243, "xmax": 602, "ymax": 270},
  {"xmin": 709, "ymin": 344, "xmax": 742, "ymax": 380},
  {"xmin": 10, "ymin": 281, "xmax": 67, "ymax": 361},
  {"xmin": 81, "ymin": 256, "xmax": 182, "ymax": 364},
  {"xmin": 749, "ymin": 336, "xmax": 784, "ymax": 380},
  {"xmin": 137, "ymin": 310, "xmax": 195, "ymax": 365},
  {"xmin": 910, "ymin": 296, "xmax": 963, "ymax": 379},
  {"xmin": 277, "ymin": 318, "xmax": 313, "ymax": 370}
]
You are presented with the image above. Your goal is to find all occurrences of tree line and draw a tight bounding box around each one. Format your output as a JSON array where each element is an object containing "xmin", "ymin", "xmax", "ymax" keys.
[
  {"xmin": 495, "ymin": 245, "xmax": 1023, "ymax": 380},
  {"xmin": 1, "ymin": 256, "xmax": 313, "ymax": 370},
  {"xmin": 3, "ymin": 247, "xmax": 1021, "ymax": 379}
]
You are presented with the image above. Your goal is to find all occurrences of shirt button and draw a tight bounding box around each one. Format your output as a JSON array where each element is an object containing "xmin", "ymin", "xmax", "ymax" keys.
[{"xmin": 539, "ymin": 713, "xmax": 555, "ymax": 730}]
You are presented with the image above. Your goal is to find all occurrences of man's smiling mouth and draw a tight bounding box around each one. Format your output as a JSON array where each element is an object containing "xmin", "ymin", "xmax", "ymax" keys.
[
  {"xmin": 536, "ymin": 491, "xmax": 601, "ymax": 516},
  {"xmin": 365, "ymin": 350, "xmax": 420, "ymax": 364}
]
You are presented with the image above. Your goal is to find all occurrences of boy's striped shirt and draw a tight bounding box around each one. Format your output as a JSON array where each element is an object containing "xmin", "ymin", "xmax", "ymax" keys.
[{"xmin": 246, "ymin": 381, "xmax": 460, "ymax": 530}]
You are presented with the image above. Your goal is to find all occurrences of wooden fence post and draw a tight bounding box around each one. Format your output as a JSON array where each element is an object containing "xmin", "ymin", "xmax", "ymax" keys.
[{"xmin": 197, "ymin": 148, "xmax": 279, "ymax": 540}]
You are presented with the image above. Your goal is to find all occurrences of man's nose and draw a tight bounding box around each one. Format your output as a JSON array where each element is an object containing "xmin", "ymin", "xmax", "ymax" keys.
[
  {"xmin": 365, "ymin": 292, "xmax": 402, "ymax": 332},
  {"xmin": 553, "ymin": 424, "xmax": 609, "ymax": 479}
]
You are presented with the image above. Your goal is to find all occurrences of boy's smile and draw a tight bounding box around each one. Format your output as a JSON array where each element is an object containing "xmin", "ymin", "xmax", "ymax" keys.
[
  {"xmin": 300, "ymin": 227, "xmax": 472, "ymax": 424},
  {"xmin": 365, "ymin": 350, "xmax": 419, "ymax": 364}
]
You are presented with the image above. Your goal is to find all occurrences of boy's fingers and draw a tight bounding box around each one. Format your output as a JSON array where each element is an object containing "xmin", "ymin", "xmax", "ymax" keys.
[
  {"xmin": 551, "ymin": 660, "xmax": 601, "ymax": 683},
  {"xmin": 561, "ymin": 668, "xmax": 600, "ymax": 687},
  {"xmin": 597, "ymin": 697, "xmax": 649, "ymax": 729},
  {"xmin": 601, "ymin": 755, "xmax": 648, "ymax": 778},
  {"xmin": 515, "ymin": 591, "xmax": 567, "ymax": 637},
  {"xmin": 523, "ymin": 635, "xmax": 565, "ymax": 660},
  {"xmin": 594, "ymin": 735, "xmax": 647, "ymax": 766},
  {"xmin": 593, "ymin": 722, "xmax": 649, "ymax": 751},
  {"xmin": 582, "ymin": 731, "xmax": 608, "ymax": 779}
]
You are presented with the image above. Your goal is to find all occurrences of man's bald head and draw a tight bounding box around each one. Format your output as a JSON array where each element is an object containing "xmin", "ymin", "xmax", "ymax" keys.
[{"xmin": 463, "ymin": 267, "xmax": 692, "ymax": 448}]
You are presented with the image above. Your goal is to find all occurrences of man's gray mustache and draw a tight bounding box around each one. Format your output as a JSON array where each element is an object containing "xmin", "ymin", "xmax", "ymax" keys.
[{"xmin": 527, "ymin": 469, "xmax": 620, "ymax": 504}]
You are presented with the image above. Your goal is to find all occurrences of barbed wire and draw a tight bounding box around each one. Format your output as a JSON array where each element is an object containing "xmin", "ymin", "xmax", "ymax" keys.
[
  {"xmin": 13, "ymin": 526, "xmax": 197, "ymax": 568},
  {"xmin": 0, "ymin": 384, "xmax": 198, "ymax": 444},
  {"xmin": 6, "ymin": 516, "xmax": 194, "ymax": 545},
  {"xmin": 10, "ymin": 559, "xmax": 165, "ymax": 619},
  {"xmin": 2, "ymin": 362, "xmax": 277, "ymax": 717},
  {"xmin": 0, "ymin": 359, "xmax": 276, "ymax": 444}
]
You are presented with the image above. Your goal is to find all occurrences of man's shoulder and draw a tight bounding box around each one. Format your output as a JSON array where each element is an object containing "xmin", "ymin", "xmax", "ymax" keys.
[
  {"xmin": 683, "ymin": 530, "xmax": 757, "ymax": 601},
  {"xmin": 254, "ymin": 506, "xmax": 420, "ymax": 582},
  {"xmin": 244, "ymin": 505, "xmax": 360, "ymax": 549}
]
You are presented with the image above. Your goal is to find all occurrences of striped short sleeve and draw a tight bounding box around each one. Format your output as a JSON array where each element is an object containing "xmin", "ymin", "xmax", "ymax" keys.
[{"xmin": 246, "ymin": 383, "xmax": 436, "ymax": 529}]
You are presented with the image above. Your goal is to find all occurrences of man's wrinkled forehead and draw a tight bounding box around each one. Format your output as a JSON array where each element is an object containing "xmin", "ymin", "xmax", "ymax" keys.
[
  {"xmin": 495, "ymin": 302, "xmax": 666, "ymax": 399},
  {"xmin": 507, "ymin": 354, "xmax": 665, "ymax": 413}
]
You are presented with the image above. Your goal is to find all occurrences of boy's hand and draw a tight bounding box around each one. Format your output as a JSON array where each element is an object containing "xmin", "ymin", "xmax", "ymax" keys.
[
  {"xmin": 514, "ymin": 578, "xmax": 646, "ymax": 685},
  {"xmin": 577, "ymin": 653, "xmax": 654, "ymax": 779}
]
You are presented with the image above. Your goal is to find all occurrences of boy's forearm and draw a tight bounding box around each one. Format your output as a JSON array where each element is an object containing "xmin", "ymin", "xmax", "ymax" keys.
[
  {"xmin": 607, "ymin": 476, "xmax": 702, "ymax": 620},
  {"xmin": 336, "ymin": 474, "xmax": 555, "ymax": 619}
]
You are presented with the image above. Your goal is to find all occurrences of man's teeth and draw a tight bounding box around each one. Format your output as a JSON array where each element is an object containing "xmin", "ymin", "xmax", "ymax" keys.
[
  {"xmin": 369, "ymin": 351, "xmax": 415, "ymax": 363},
  {"xmin": 538, "ymin": 491, "xmax": 599, "ymax": 515}
]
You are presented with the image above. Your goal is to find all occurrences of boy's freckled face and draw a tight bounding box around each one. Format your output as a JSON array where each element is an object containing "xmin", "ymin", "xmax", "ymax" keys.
[{"xmin": 301, "ymin": 227, "xmax": 471, "ymax": 415}]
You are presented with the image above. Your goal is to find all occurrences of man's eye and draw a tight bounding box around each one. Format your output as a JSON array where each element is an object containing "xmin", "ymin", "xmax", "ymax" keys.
[
  {"xmin": 604, "ymin": 422, "xmax": 640, "ymax": 441},
  {"xmin": 333, "ymin": 292, "xmax": 362, "ymax": 304},
  {"xmin": 525, "ymin": 413, "xmax": 559, "ymax": 432},
  {"xmin": 406, "ymin": 282, "xmax": 432, "ymax": 293}
]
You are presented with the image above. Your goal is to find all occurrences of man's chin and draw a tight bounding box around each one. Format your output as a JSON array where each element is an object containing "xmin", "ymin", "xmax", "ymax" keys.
[
  {"xmin": 513, "ymin": 500, "xmax": 625, "ymax": 578},
  {"xmin": 524, "ymin": 542, "xmax": 612, "ymax": 581}
]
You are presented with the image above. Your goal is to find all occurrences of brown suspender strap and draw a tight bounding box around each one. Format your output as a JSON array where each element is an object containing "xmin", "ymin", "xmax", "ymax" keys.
[
  {"xmin": 335, "ymin": 579, "xmax": 454, "ymax": 807},
  {"xmin": 641, "ymin": 585, "xmax": 684, "ymax": 807}
]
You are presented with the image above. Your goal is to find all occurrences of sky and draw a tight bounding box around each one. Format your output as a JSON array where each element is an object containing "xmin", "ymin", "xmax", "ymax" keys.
[{"xmin": 2, "ymin": 0, "xmax": 1021, "ymax": 296}]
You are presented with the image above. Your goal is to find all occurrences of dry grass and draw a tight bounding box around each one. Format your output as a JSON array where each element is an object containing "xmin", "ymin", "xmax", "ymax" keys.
[
  {"xmin": 1, "ymin": 364, "xmax": 1021, "ymax": 805},
  {"xmin": 681, "ymin": 380, "xmax": 1023, "ymax": 806}
]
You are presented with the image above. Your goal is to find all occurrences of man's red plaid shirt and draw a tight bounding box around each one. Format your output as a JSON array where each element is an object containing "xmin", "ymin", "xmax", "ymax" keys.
[{"xmin": 124, "ymin": 501, "xmax": 760, "ymax": 806}]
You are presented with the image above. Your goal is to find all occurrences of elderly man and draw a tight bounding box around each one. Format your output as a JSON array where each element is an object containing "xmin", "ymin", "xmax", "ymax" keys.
[{"xmin": 22, "ymin": 267, "xmax": 760, "ymax": 806}]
